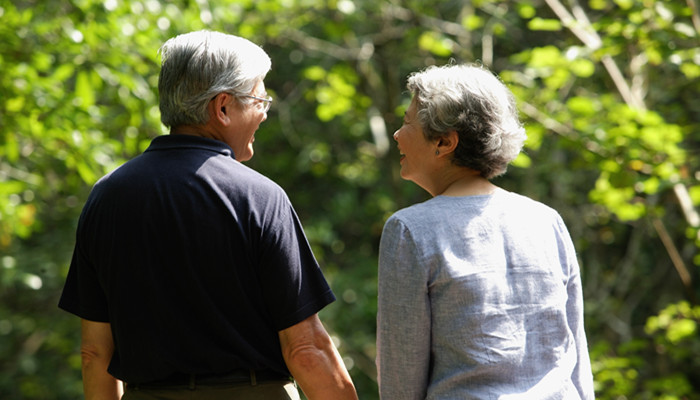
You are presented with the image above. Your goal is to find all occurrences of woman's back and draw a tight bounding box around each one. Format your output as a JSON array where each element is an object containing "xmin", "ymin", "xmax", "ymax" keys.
[{"xmin": 377, "ymin": 189, "xmax": 593, "ymax": 399}]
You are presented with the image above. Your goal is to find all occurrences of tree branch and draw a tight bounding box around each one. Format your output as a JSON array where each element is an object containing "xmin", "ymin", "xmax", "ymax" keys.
[
  {"xmin": 545, "ymin": 0, "xmax": 698, "ymax": 290},
  {"xmin": 652, "ymin": 217, "xmax": 697, "ymax": 304},
  {"xmin": 545, "ymin": 0, "xmax": 646, "ymax": 110},
  {"xmin": 543, "ymin": 0, "xmax": 600, "ymax": 49},
  {"xmin": 519, "ymin": 101, "xmax": 606, "ymax": 156},
  {"xmin": 282, "ymin": 29, "xmax": 368, "ymax": 60},
  {"xmin": 687, "ymin": 0, "xmax": 700, "ymax": 33}
]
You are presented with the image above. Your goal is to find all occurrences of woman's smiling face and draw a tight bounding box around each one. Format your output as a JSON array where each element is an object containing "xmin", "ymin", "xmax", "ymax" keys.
[{"xmin": 392, "ymin": 98, "xmax": 438, "ymax": 187}]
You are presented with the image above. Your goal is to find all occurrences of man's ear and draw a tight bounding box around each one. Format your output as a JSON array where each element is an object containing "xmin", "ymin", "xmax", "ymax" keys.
[
  {"xmin": 436, "ymin": 130, "xmax": 459, "ymax": 155},
  {"xmin": 209, "ymin": 93, "xmax": 233, "ymax": 125}
]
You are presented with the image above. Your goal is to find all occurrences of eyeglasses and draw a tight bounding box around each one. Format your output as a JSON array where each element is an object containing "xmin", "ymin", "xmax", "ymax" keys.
[{"xmin": 240, "ymin": 94, "xmax": 273, "ymax": 112}]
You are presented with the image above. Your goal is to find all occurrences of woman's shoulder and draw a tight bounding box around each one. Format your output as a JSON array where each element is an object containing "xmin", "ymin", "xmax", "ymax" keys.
[
  {"xmin": 495, "ymin": 189, "xmax": 561, "ymax": 218},
  {"xmin": 385, "ymin": 193, "xmax": 491, "ymax": 232},
  {"xmin": 388, "ymin": 196, "xmax": 445, "ymax": 224},
  {"xmin": 387, "ymin": 189, "xmax": 561, "ymax": 228}
]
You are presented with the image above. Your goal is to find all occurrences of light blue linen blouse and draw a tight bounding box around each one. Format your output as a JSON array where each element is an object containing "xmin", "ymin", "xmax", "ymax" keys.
[{"xmin": 377, "ymin": 188, "xmax": 595, "ymax": 399}]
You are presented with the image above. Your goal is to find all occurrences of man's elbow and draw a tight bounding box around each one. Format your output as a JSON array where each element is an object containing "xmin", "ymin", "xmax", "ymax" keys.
[
  {"xmin": 284, "ymin": 338, "xmax": 330, "ymax": 372},
  {"xmin": 80, "ymin": 343, "xmax": 110, "ymax": 369}
]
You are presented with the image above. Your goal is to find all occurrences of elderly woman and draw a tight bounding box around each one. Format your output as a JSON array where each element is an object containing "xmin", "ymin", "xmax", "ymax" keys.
[{"xmin": 376, "ymin": 64, "xmax": 595, "ymax": 399}]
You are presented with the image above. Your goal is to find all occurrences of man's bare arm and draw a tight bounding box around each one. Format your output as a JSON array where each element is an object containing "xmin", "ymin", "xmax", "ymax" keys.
[
  {"xmin": 80, "ymin": 319, "xmax": 123, "ymax": 400},
  {"xmin": 279, "ymin": 314, "xmax": 358, "ymax": 400}
]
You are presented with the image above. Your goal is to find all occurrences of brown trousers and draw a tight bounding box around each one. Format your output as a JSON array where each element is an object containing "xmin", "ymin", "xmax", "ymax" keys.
[{"xmin": 122, "ymin": 380, "xmax": 300, "ymax": 400}]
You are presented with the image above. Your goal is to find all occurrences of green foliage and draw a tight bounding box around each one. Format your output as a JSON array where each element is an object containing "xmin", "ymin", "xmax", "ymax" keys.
[
  {"xmin": 1, "ymin": 0, "xmax": 699, "ymax": 399},
  {"xmin": 646, "ymin": 302, "xmax": 700, "ymax": 367},
  {"xmin": 506, "ymin": 33, "xmax": 689, "ymax": 222},
  {"xmin": 590, "ymin": 340, "xmax": 645, "ymax": 398},
  {"xmin": 592, "ymin": 302, "xmax": 700, "ymax": 400}
]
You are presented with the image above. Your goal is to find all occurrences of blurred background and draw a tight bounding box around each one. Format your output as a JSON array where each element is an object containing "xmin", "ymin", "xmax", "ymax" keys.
[{"xmin": 1, "ymin": 0, "xmax": 699, "ymax": 398}]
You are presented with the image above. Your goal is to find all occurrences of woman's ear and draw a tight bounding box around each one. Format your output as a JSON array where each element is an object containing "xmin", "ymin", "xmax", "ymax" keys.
[{"xmin": 436, "ymin": 130, "xmax": 459, "ymax": 155}]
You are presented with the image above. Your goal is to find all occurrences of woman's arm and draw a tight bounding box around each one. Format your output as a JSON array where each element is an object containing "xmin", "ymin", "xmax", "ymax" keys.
[
  {"xmin": 377, "ymin": 217, "xmax": 432, "ymax": 400},
  {"xmin": 556, "ymin": 216, "xmax": 595, "ymax": 400}
]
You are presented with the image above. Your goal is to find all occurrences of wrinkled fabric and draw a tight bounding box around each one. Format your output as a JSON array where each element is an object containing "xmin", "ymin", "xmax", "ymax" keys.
[
  {"xmin": 60, "ymin": 135, "xmax": 334, "ymax": 384},
  {"xmin": 377, "ymin": 189, "xmax": 594, "ymax": 400}
]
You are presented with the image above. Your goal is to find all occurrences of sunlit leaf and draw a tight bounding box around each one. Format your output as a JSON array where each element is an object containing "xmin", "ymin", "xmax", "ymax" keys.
[
  {"xmin": 75, "ymin": 70, "xmax": 95, "ymax": 108},
  {"xmin": 511, "ymin": 152, "xmax": 532, "ymax": 168},
  {"xmin": 527, "ymin": 18, "xmax": 562, "ymax": 31},
  {"xmin": 567, "ymin": 96, "xmax": 597, "ymax": 116},
  {"xmin": 517, "ymin": 3, "xmax": 536, "ymax": 19},
  {"xmin": 528, "ymin": 46, "xmax": 563, "ymax": 67},
  {"xmin": 462, "ymin": 14, "xmax": 484, "ymax": 30},
  {"xmin": 418, "ymin": 32, "xmax": 453, "ymax": 57},
  {"xmin": 680, "ymin": 62, "xmax": 700, "ymax": 78},
  {"xmin": 304, "ymin": 66, "xmax": 327, "ymax": 81},
  {"xmin": 570, "ymin": 59, "xmax": 595, "ymax": 77}
]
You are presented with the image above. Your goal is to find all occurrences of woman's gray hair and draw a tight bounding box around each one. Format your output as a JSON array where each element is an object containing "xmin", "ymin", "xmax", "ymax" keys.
[
  {"xmin": 158, "ymin": 30, "xmax": 271, "ymax": 128},
  {"xmin": 407, "ymin": 63, "xmax": 526, "ymax": 179}
]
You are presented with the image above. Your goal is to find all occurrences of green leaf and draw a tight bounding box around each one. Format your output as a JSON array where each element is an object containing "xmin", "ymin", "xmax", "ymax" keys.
[
  {"xmin": 303, "ymin": 65, "xmax": 326, "ymax": 81},
  {"xmin": 0, "ymin": 180, "xmax": 26, "ymax": 195},
  {"xmin": 511, "ymin": 152, "xmax": 532, "ymax": 168},
  {"xmin": 2, "ymin": 132, "xmax": 21, "ymax": 163},
  {"xmin": 5, "ymin": 97, "xmax": 25, "ymax": 113},
  {"xmin": 570, "ymin": 59, "xmax": 595, "ymax": 77},
  {"xmin": 462, "ymin": 14, "xmax": 484, "ymax": 30},
  {"xmin": 75, "ymin": 70, "xmax": 95, "ymax": 108},
  {"xmin": 567, "ymin": 96, "xmax": 597, "ymax": 116},
  {"xmin": 614, "ymin": 0, "xmax": 635, "ymax": 10},
  {"xmin": 528, "ymin": 46, "xmax": 563, "ymax": 67},
  {"xmin": 418, "ymin": 32, "xmax": 453, "ymax": 57},
  {"xmin": 527, "ymin": 18, "xmax": 562, "ymax": 31},
  {"xmin": 517, "ymin": 3, "xmax": 536, "ymax": 19},
  {"xmin": 51, "ymin": 64, "xmax": 75, "ymax": 82},
  {"xmin": 680, "ymin": 62, "xmax": 700, "ymax": 78},
  {"xmin": 666, "ymin": 319, "xmax": 697, "ymax": 344}
]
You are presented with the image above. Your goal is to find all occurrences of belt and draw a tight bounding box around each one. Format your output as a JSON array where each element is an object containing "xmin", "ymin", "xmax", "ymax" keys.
[{"xmin": 129, "ymin": 369, "xmax": 292, "ymax": 389}]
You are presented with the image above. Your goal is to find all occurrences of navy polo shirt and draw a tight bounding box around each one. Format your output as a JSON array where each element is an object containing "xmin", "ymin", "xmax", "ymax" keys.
[{"xmin": 59, "ymin": 134, "xmax": 335, "ymax": 384}]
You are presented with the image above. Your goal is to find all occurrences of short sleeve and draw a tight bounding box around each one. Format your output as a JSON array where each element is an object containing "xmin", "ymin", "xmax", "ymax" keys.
[
  {"xmin": 257, "ymin": 197, "xmax": 335, "ymax": 331},
  {"xmin": 58, "ymin": 216, "xmax": 110, "ymax": 322}
]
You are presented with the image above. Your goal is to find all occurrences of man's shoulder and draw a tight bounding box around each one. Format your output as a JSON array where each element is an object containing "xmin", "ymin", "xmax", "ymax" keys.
[
  {"xmin": 91, "ymin": 144, "xmax": 287, "ymax": 205},
  {"xmin": 206, "ymin": 159, "xmax": 284, "ymax": 195}
]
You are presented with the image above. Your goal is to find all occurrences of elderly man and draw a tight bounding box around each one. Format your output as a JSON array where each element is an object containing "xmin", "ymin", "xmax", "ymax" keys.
[{"xmin": 59, "ymin": 30, "xmax": 357, "ymax": 400}]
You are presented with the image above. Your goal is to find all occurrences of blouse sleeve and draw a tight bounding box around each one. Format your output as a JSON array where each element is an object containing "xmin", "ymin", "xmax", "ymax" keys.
[
  {"xmin": 555, "ymin": 215, "xmax": 595, "ymax": 400},
  {"xmin": 377, "ymin": 215, "xmax": 431, "ymax": 400}
]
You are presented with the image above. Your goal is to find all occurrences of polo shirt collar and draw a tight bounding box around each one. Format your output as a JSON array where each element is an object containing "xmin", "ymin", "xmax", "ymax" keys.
[{"xmin": 146, "ymin": 134, "xmax": 235, "ymax": 159}]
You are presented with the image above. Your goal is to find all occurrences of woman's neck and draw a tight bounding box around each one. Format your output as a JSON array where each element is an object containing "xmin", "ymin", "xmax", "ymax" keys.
[{"xmin": 431, "ymin": 169, "xmax": 496, "ymax": 197}]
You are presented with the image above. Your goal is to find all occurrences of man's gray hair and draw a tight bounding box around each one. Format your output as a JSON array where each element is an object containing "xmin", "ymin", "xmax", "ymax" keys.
[
  {"xmin": 407, "ymin": 63, "xmax": 526, "ymax": 179},
  {"xmin": 158, "ymin": 30, "xmax": 271, "ymax": 128}
]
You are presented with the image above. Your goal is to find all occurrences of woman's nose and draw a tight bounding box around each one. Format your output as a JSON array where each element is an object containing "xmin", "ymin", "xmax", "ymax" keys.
[{"xmin": 393, "ymin": 130, "xmax": 399, "ymax": 141}]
